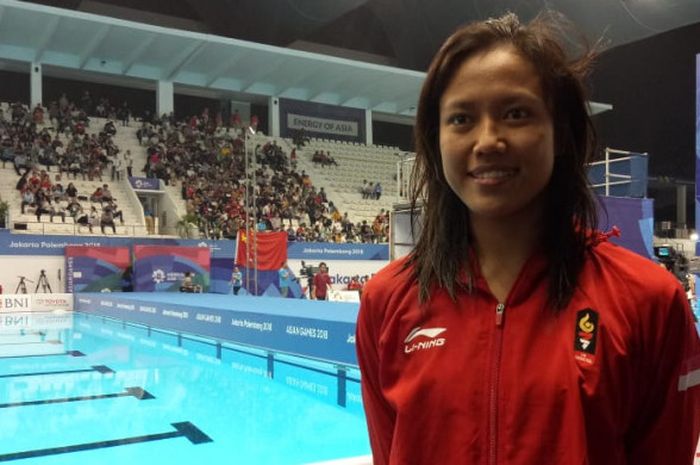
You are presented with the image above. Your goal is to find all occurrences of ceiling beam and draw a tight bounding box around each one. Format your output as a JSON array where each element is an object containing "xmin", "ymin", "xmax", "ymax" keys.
[
  {"xmin": 340, "ymin": 96, "xmax": 370, "ymax": 108},
  {"xmin": 34, "ymin": 15, "xmax": 61, "ymax": 62},
  {"xmin": 304, "ymin": 67, "xmax": 366, "ymax": 104},
  {"xmin": 367, "ymin": 78, "xmax": 412, "ymax": 109},
  {"xmin": 205, "ymin": 50, "xmax": 252, "ymax": 87},
  {"xmin": 309, "ymin": 92, "xmax": 342, "ymax": 105},
  {"xmin": 237, "ymin": 57, "xmax": 289, "ymax": 91},
  {"xmin": 277, "ymin": 62, "xmax": 326, "ymax": 96},
  {"xmin": 372, "ymin": 102, "xmax": 398, "ymax": 113},
  {"xmin": 243, "ymin": 82, "xmax": 276, "ymax": 96},
  {"xmin": 79, "ymin": 24, "xmax": 111, "ymax": 69},
  {"xmin": 277, "ymin": 88, "xmax": 312, "ymax": 100},
  {"xmin": 328, "ymin": 72, "xmax": 395, "ymax": 109},
  {"xmin": 164, "ymin": 40, "xmax": 207, "ymax": 81},
  {"xmin": 123, "ymin": 33, "xmax": 157, "ymax": 74}
]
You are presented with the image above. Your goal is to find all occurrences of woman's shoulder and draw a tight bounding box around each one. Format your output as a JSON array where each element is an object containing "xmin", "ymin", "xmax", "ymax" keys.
[
  {"xmin": 589, "ymin": 241, "xmax": 681, "ymax": 296},
  {"xmin": 363, "ymin": 256, "xmax": 415, "ymax": 301}
]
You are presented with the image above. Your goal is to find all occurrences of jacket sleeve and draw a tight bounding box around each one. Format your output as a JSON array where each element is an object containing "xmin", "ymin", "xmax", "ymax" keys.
[
  {"xmin": 626, "ymin": 285, "xmax": 700, "ymax": 465},
  {"xmin": 356, "ymin": 284, "xmax": 395, "ymax": 465}
]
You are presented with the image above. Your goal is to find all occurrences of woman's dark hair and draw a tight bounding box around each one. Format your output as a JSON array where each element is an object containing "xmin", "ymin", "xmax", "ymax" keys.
[{"xmin": 408, "ymin": 11, "xmax": 599, "ymax": 309}]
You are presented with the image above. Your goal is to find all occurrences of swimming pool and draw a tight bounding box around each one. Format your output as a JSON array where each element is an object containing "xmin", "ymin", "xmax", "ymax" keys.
[{"xmin": 0, "ymin": 311, "xmax": 371, "ymax": 464}]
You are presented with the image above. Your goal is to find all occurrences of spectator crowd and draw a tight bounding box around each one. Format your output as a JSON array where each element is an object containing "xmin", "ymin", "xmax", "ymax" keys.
[
  {"xmin": 1, "ymin": 99, "xmax": 130, "ymax": 234},
  {"xmin": 137, "ymin": 109, "xmax": 389, "ymax": 242},
  {"xmin": 0, "ymin": 95, "xmax": 390, "ymax": 242}
]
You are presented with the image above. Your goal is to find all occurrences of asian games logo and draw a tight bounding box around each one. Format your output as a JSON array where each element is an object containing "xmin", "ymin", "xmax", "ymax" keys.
[{"xmin": 152, "ymin": 269, "xmax": 166, "ymax": 284}]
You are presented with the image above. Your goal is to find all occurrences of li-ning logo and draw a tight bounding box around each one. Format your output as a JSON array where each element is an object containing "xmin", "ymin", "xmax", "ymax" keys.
[{"xmin": 404, "ymin": 327, "xmax": 447, "ymax": 354}]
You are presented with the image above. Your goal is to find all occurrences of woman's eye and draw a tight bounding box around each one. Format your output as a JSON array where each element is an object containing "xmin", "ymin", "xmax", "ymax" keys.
[
  {"xmin": 447, "ymin": 114, "xmax": 470, "ymax": 126},
  {"xmin": 504, "ymin": 108, "xmax": 530, "ymax": 120}
]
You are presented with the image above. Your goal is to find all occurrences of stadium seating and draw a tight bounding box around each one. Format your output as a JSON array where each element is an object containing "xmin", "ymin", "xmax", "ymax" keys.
[{"xmin": 0, "ymin": 99, "xmax": 406, "ymax": 242}]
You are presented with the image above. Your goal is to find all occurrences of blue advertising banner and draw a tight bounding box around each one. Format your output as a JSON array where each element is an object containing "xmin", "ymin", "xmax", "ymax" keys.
[
  {"xmin": 128, "ymin": 177, "xmax": 160, "ymax": 190},
  {"xmin": 212, "ymin": 259, "xmax": 304, "ymax": 298},
  {"xmin": 211, "ymin": 257, "xmax": 235, "ymax": 294},
  {"xmin": 598, "ymin": 196, "xmax": 654, "ymax": 259},
  {"xmin": 0, "ymin": 234, "xmax": 234, "ymax": 258},
  {"xmin": 0, "ymin": 234, "xmax": 386, "ymax": 296},
  {"xmin": 65, "ymin": 246, "xmax": 130, "ymax": 292},
  {"xmin": 287, "ymin": 242, "xmax": 388, "ymax": 261},
  {"xmin": 74, "ymin": 293, "xmax": 359, "ymax": 367},
  {"xmin": 0, "ymin": 233, "xmax": 386, "ymax": 260},
  {"xmin": 133, "ymin": 246, "xmax": 210, "ymax": 292}
]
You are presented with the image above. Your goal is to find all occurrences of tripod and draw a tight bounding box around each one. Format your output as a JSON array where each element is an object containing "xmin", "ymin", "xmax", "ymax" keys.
[
  {"xmin": 15, "ymin": 276, "xmax": 33, "ymax": 294},
  {"xmin": 35, "ymin": 270, "xmax": 52, "ymax": 293}
]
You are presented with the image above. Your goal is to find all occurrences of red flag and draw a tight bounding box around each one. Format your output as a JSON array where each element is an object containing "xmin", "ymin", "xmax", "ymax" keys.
[{"xmin": 235, "ymin": 230, "xmax": 287, "ymax": 271}]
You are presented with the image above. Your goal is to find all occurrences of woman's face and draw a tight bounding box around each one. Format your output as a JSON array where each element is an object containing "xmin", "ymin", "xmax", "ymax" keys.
[{"xmin": 439, "ymin": 45, "xmax": 554, "ymax": 223}]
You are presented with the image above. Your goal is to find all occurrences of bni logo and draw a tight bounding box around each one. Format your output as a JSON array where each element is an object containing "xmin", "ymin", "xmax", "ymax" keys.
[
  {"xmin": 404, "ymin": 326, "xmax": 446, "ymax": 354},
  {"xmin": 0, "ymin": 296, "xmax": 30, "ymax": 310}
]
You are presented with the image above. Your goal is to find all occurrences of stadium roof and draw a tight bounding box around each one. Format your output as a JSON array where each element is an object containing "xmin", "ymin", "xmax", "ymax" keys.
[
  {"xmin": 5, "ymin": 0, "xmax": 684, "ymax": 116},
  {"xmin": 19, "ymin": 0, "xmax": 700, "ymax": 71},
  {"xmin": 0, "ymin": 0, "xmax": 424, "ymax": 117}
]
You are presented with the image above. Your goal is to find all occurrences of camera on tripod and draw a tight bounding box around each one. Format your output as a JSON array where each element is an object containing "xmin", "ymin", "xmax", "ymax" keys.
[
  {"xmin": 298, "ymin": 260, "xmax": 319, "ymax": 280},
  {"xmin": 36, "ymin": 269, "xmax": 52, "ymax": 293},
  {"xmin": 15, "ymin": 276, "xmax": 33, "ymax": 294},
  {"xmin": 655, "ymin": 244, "xmax": 691, "ymax": 289}
]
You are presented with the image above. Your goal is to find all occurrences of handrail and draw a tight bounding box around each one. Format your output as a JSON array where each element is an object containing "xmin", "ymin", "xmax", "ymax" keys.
[
  {"xmin": 600, "ymin": 147, "xmax": 648, "ymax": 196},
  {"xmin": 11, "ymin": 220, "xmax": 147, "ymax": 236}
]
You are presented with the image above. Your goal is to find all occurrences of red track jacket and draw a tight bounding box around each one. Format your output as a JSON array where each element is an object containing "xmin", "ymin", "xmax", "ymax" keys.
[{"xmin": 356, "ymin": 241, "xmax": 700, "ymax": 465}]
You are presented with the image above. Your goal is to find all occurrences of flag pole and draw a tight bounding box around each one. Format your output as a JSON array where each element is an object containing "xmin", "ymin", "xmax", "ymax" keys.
[
  {"xmin": 244, "ymin": 127, "xmax": 251, "ymax": 292},
  {"xmin": 244, "ymin": 125, "xmax": 259, "ymax": 295},
  {"xmin": 253, "ymin": 136, "xmax": 258, "ymax": 296}
]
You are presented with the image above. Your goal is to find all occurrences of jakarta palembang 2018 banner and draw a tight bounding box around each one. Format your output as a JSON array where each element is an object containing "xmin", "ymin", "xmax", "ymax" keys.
[
  {"xmin": 133, "ymin": 245, "xmax": 210, "ymax": 292},
  {"xmin": 65, "ymin": 246, "xmax": 131, "ymax": 292}
]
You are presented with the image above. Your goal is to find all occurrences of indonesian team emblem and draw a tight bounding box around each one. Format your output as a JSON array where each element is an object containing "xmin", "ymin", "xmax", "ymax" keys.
[{"xmin": 574, "ymin": 308, "xmax": 599, "ymax": 365}]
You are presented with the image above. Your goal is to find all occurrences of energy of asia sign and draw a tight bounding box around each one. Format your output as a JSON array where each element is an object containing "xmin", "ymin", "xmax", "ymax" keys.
[
  {"xmin": 286, "ymin": 114, "xmax": 359, "ymax": 137},
  {"xmin": 279, "ymin": 97, "xmax": 366, "ymax": 143}
]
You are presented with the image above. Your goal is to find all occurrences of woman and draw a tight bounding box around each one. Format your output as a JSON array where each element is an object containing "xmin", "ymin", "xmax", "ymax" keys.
[
  {"xmin": 356, "ymin": 12, "xmax": 700, "ymax": 465},
  {"xmin": 180, "ymin": 271, "xmax": 197, "ymax": 293},
  {"xmin": 231, "ymin": 266, "xmax": 243, "ymax": 295},
  {"xmin": 65, "ymin": 182, "xmax": 78, "ymax": 199}
]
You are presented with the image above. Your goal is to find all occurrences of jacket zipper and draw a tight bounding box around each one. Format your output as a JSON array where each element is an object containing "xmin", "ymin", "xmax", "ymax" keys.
[{"xmin": 489, "ymin": 302, "xmax": 506, "ymax": 465}]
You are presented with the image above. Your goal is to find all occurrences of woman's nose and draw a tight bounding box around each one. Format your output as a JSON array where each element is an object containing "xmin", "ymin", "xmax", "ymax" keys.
[{"xmin": 472, "ymin": 118, "xmax": 506, "ymax": 155}]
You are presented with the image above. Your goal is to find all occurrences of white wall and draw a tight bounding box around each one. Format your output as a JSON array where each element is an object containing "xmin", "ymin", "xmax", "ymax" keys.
[
  {"xmin": 0, "ymin": 256, "xmax": 65, "ymax": 294},
  {"xmin": 287, "ymin": 259, "xmax": 387, "ymax": 289}
]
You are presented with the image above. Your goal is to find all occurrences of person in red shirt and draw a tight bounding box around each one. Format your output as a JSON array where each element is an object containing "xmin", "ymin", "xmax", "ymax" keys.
[
  {"xmin": 312, "ymin": 262, "xmax": 332, "ymax": 300},
  {"xmin": 28, "ymin": 171, "xmax": 41, "ymax": 189},
  {"xmin": 39, "ymin": 172, "xmax": 52, "ymax": 191},
  {"xmin": 347, "ymin": 275, "xmax": 362, "ymax": 291},
  {"xmin": 356, "ymin": 12, "xmax": 700, "ymax": 465}
]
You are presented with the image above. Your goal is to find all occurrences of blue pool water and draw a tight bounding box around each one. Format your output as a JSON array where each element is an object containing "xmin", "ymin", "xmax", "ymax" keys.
[{"xmin": 0, "ymin": 312, "xmax": 370, "ymax": 464}]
